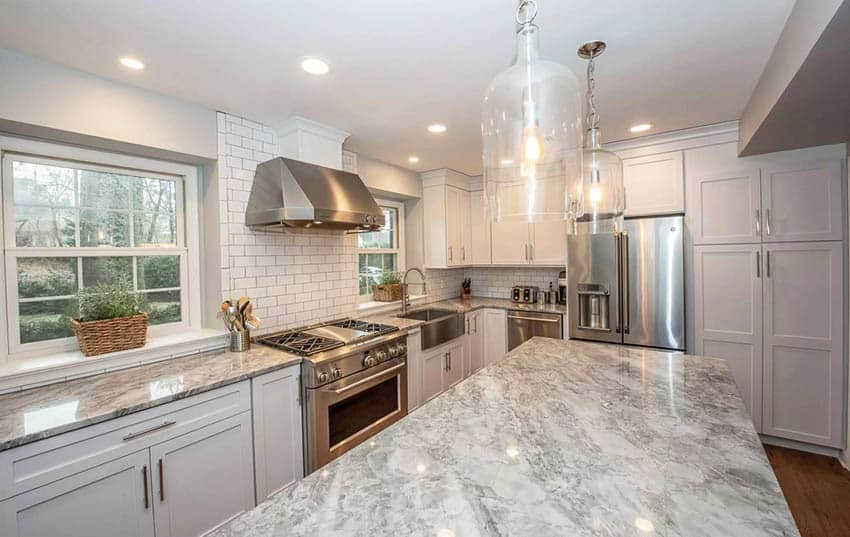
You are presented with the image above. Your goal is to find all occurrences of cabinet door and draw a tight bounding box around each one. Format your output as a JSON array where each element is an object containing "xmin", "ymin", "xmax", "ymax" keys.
[
  {"xmin": 421, "ymin": 347, "xmax": 445, "ymax": 402},
  {"xmin": 444, "ymin": 341, "xmax": 465, "ymax": 389},
  {"xmin": 483, "ymin": 309, "xmax": 507, "ymax": 365},
  {"xmin": 623, "ymin": 151, "xmax": 684, "ymax": 216},
  {"xmin": 423, "ymin": 186, "xmax": 448, "ymax": 267},
  {"xmin": 445, "ymin": 186, "xmax": 463, "ymax": 266},
  {"xmin": 469, "ymin": 191, "xmax": 491, "ymax": 264},
  {"xmin": 150, "ymin": 413, "xmax": 255, "ymax": 537},
  {"xmin": 406, "ymin": 330, "xmax": 423, "ymax": 412},
  {"xmin": 491, "ymin": 222, "xmax": 530, "ymax": 264},
  {"xmin": 252, "ymin": 366, "xmax": 303, "ymax": 503},
  {"xmin": 694, "ymin": 244, "xmax": 763, "ymax": 430},
  {"xmin": 761, "ymin": 160, "xmax": 843, "ymax": 242},
  {"xmin": 530, "ymin": 220, "xmax": 567, "ymax": 265},
  {"xmin": 0, "ymin": 451, "xmax": 154, "ymax": 537},
  {"xmin": 691, "ymin": 169, "xmax": 762, "ymax": 245},
  {"xmin": 762, "ymin": 242, "xmax": 844, "ymax": 447},
  {"xmin": 459, "ymin": 189, "xmax": 471, "ymax": 264},
  {"xmin": 468, "ymin": 311, "xmax": 485, "ymax": 375}
]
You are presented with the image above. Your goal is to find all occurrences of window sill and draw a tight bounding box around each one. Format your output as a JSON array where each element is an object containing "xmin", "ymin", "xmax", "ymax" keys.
[
  {"xmin": 357, "ymin": 294, "xmax": 428, "ymax": 314},
  {"xmin": 0, "ymin": 329, "xmax": 227, "ymax": 395}
]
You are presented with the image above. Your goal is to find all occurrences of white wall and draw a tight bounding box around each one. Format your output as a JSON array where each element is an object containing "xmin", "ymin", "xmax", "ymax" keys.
[
  {"xmin": 0, "ymin": 47, "xmax": 217, "ymax": 161},
  {"xmin": 356, "ymin": 154, "xmax": 423, "ymax": 200}
]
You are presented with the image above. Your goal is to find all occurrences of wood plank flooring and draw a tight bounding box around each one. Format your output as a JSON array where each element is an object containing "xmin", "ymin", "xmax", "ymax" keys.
[{"xmin": 765, "ymin": 445, "xmax": 850, "ymax": 537}]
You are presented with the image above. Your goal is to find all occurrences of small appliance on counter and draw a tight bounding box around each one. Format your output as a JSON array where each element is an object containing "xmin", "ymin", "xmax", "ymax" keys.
[
  {"xmin": 557, "ymin": 271, "xmax": 567, "ymax": 305},
  {"xmin": 511, "ymin": 286, "xmax": 539, "ymax": 304}
]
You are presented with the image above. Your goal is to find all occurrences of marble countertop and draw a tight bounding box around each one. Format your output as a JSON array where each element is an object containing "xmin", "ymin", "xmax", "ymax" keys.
[
  {"xmin": 210, "ymin": 338, "xmax": 799, "ymax": 537},
  {"xmin": 0, "ymin": 345, "xmax": 302, "ymax": 452}
]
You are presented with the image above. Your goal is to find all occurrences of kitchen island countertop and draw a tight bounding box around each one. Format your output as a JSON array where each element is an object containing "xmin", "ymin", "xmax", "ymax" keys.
[{"xmin": 209, "ymin": 337, "xmax": 799, "ymax": 537}]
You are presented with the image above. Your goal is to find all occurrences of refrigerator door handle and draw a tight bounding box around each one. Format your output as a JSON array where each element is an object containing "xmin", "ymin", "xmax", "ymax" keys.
[
  {"xmin": 614, "ymin": 233, "xmax": 621, "ymax": 334},
  {"xmin": 622, "ymin": 231, "xmax": 630, "ymax": 335}
]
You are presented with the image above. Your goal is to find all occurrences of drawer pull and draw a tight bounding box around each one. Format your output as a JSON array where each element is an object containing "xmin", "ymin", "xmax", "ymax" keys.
[
  {"xmin": 122, "ymin": 420, "xmax": 177, "ymax": 441},
  {"xmin": 142, "ymin": 465, "xmax": 149, "ymax": 509},
  {"xmin": 158, "ymin": 459, "xmax": 165, "ymax": 501}
]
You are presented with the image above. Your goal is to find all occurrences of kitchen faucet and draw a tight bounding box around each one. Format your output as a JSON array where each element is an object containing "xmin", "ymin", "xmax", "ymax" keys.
[{"xmin": 401, "ymin": 268, "xmax": 426, "ymax": 315}]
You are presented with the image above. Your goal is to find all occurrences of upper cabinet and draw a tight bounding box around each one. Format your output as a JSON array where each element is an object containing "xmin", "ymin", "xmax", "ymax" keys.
[
  {"xmin": 622, "ymin": 151, "xmax": 684, "ymax": 216},
  {"xmin": 690, "ymin": 169, "xmax": 763, "ymax": 244},
  {"xmin": 423, "ymin": 169, "xmax": 472, "ymax": 268},
  {"xmin": 761, "ymin": 160, "xmax": 843, "ymax": 242},
  {"xmin": 469, "ymin": 190, "xmax": 491, "ymax": 264}
]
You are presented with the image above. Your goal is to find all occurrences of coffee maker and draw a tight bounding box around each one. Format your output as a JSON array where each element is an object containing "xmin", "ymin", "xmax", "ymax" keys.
[{"xmin": 557, "ymin": 270, "xmax": 567, "ymax": 305}]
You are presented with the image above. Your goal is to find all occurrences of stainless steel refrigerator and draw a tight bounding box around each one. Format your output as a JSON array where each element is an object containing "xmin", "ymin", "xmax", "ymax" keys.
[{"xmin": 567, "ymin": 215, "xmax": 684, "ymax": 350}]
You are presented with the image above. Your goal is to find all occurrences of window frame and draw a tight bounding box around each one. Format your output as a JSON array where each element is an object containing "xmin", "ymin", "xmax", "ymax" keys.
[
  {"xmin": 357, "ymin": 199, "xmax": 406, "ymax": 303},
  {"xmin": 0, "ymin": 135, "xmax": 202, "ymax": 359}
]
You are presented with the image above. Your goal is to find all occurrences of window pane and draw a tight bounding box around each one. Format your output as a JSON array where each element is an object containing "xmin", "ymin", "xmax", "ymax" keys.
[
  {"xmin": 79, "ymin": 170, "xmax": 130, "ymax": 209},
  {"xmin": 20, "ymin": 299, "xmax": 76, "ymax": 344},
  {"xmin": 138, "ymin": 256, "xmax": 180, "ymax": 289},
  {"xmin": 134, "ymin": 213, "xmax": 177, "ymax": 247},
  {"xmin": 133, "ymin": 178, "xmax": 176, "ymax": 212},
  {"xmin": 15, "ymin": 206, "xmax": 76, "ymax": 247},
  {"xmin": 17, "ymin": 257, "xmax": 78, "ymax": 299},
  {"xmin": 142, "ymin": 290, "xmax": 181, "ymax": 325},
  {"xmin": 359, "ymin": 253, "xmax": 397, "ymax": 296},
  {"xmin": 80, "ymin": 210, "xmax": 130, "ymax": 247},
  {"xmin": 82, "ymin": 257, "xmax": 133, "ymax": 288},
  {"xmin": 13, "ymin": 161, "xmax": 76, "ymax": 207},
  {"xmin": 357, "ymin": 207, "xmax": 396, "ymax": 249}
]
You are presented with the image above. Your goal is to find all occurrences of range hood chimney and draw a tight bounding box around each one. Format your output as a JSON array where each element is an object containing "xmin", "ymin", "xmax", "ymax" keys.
[{"xmin": 246, "ymin": 157, "xmax": 385, "ymax": 231}]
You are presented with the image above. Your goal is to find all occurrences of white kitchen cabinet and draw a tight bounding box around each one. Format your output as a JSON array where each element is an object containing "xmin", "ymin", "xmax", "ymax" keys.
[
  {"xmin": 251, "ymin": 365, "xmax": 303, "ymax": 502},
  {"xmin": 406, "ymin": 329, "xmax": 423, "ymax": 412},
  {"xmin": 0, "ymin": 450, "xmax": 155, "ymax": 537},
  {"xmin": 491, "ymin": 221, "xmax": 530, "ymax": 264},
  {"xmin": 420, "ymin": 338, "xmax": 465, "ymax": 401},
  {"xmin": 469, "ymin": 191, "xmax": 491, "ymax": 264},
  {"xmin": 529, "ymin": 219, "xmax": 567, "ymax": 265},
  {"xmin": 760, "ymin": 160, "xmax": 843, "ymax": 242},
  {"xmin": 466, "ymin": 310, "xmax": 484, "ymax": 376},
  {"xmin": 694, "ymin": 244, "xmax": 763, "ymax": 430},
  {"xmin": 762, "ymin": 242, "xmax": 844, "ymax": 447},
  {"xmin": 150, "ymin": 412, "xmax": 255, "ymax": 537},
  {"xmin": 443, "ymin": 340, "xmax": 465, "ymax": 389},
  {"xmin": 483, "ymin": 309, "xmax": 507, "ymax": 365},
  {"xmin": 690, "ymin": 168, "xmax": 762, "ymax": 245},
  {"xmin": 622, "ymin": 151, "xmax": 684, "ymax": 216},
  {"xmin": 424, "ymin": 185, "xmax": 471, "ymax": 267}
]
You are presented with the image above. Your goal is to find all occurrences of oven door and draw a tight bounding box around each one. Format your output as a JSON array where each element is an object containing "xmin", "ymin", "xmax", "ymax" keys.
[{"xmin": 305, "ymin": 357, "xmax": 407, "ymax": 473}]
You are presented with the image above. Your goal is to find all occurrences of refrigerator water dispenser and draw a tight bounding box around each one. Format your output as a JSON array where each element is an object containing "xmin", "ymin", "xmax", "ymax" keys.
[{"xmin": 576, "ymin": 283, "xmax": 610, "ymax": 331}]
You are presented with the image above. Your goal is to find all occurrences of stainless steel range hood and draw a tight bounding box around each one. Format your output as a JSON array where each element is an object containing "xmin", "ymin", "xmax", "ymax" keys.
[{"xmin": 246, "ymin": 157, "xmax": 385, "ymax": 231}]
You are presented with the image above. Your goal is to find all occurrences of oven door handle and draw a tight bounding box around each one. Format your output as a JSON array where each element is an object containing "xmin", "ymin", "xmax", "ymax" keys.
[{"xmin": 329, "ymin": 363, "xmax": 405, "ymax": 395}]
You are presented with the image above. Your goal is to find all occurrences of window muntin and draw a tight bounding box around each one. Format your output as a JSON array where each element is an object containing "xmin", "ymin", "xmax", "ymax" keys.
[
  {"xmin": 4, "ymin": 154, "xmax": 188, "ymax": 351},
  {"xmin": 357, "ymin": 204, "xmax": 404, "ymax": 299}
]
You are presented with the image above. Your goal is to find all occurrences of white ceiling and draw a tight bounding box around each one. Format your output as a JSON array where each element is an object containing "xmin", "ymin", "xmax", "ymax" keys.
[{"xmin": 0, "ymin": 0, "xmax": 794, "ymax": 175}]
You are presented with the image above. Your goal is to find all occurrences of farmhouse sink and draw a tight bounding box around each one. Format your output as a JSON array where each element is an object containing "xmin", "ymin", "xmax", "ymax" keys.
[{"xmin": 397, "ymin": 308, "xmax": 465, "ymax": 350}]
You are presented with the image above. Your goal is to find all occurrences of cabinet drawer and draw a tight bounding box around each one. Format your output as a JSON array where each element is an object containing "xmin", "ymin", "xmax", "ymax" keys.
[{"xmin": 0, "ymin": 381, "xmax": 250, "ymax": 500}]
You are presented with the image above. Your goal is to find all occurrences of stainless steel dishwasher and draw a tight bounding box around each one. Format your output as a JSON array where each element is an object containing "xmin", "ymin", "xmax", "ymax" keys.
[{"xmin": 507, "ymin": 311, "xmax": 563, "ymax": 351}]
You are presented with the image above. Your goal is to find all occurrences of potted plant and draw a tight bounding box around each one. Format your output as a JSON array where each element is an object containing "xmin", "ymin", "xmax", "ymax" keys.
[
  {"xmin": 372, "ymin": 271, "xmax": 403, "ymax": 302},
  {"xmin": 69, "ymin": 281, "xmax": 149, "ymax": 356}
]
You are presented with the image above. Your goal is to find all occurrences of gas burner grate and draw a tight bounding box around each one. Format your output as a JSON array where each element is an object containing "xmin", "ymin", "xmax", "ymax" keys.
[
  {"xmin": 330, "ymin": 319, "xmax": 399, "ymax": 335},
  {"xmin": 260, "ymin": 332, "xmax": 344, "ymax": 356}
]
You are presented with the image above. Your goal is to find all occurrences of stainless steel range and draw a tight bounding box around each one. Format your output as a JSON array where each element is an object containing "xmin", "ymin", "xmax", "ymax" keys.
[{"xmin": 258, "ymin": 319, "xmax": 408, "ymax": 474}]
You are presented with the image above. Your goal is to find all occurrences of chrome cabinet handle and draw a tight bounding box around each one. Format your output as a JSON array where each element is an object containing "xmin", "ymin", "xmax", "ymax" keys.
[
  {"xmin": 524, "ymin": 244, "xmax": 528, "ymax": 261},
  {"xmin": 506, "ymin": 314, "xmax": 560, "ymax": 323},
  {"xmin": 756, "ymin": 250, "xmax": 761, "ymax": 278},
  {"xmin": 766, "ymin": 250, "xmax": 771, "ymax": 278},
  {"xmin": 623, "ymin": 232, "xmax": 630, "ymax": 334},
  {"xmin": 158, "ymin": 459, "xmax": 165, "ymax": 502},
  {"xmin": 529, "ymin": 243, "xmax": 534, "ymax": 262},
  {"xmin": 765, "ymin": 208, "xmax": 772, "ymax": 235},
  {"xmin": 755, "ymin": 209, "xmax": 761, "ymax": 236},
  {"xmin": 474, "ymin": 316, "xmax": 478, "ymax": 334},
  {"xmin": 461, "ymin": 247, "xmax": 465, "ymax": 261},
  {"xmin": 142, "ymin": 465, "xmax": 150, "ymax": 509},
  {"xmin": 122, "ymin": 420, "xmax": 176, "ymax": 441},
  {"xmin": 448, "ymin": 246, "xmax": 453, "ymax": 262},
  {"xmin": 466, "ymin": 317, "xmax": 470, "ymax": 334}
]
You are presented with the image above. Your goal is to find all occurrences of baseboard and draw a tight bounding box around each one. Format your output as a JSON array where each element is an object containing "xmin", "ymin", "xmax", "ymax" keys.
[{"xmin": 760, "ymin": 434, "xmax": 842, "ymax": 458}]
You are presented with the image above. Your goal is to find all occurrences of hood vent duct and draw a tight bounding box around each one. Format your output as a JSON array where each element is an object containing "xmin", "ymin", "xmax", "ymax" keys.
[{"xmin": 246, "ymin": 157, "xmax": 384, "ymax": 231}]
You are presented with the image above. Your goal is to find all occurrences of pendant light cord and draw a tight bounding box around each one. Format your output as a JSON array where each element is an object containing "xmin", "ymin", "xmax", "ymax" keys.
[
  {"xmin": 586, "ymin": 54, "xmax": 599, "ymax": 132},
  {"xmin": 516, "ymin": 0, "xmax": 538, "ymax": 25}
]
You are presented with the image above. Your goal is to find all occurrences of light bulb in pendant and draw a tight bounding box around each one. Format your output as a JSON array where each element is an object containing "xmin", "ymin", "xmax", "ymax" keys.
[{"xmin": 589, "ymin": 185, "xmax": 602, "ymax": 205}]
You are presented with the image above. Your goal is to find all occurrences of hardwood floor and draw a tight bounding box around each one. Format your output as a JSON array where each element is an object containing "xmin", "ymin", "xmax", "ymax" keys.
[{"xmin": 765, "ymin": 445, "xmax": 850, "ymax": 537}]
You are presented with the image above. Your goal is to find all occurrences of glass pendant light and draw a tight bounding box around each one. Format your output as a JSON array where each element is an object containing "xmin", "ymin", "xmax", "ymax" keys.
[
  {"xmin": 482, "ymin": 0, "xmax": 583, "ymax": 224},
  {"xmin": 569, "ymin": 41, "xmax": 624, "ymax": 234}
]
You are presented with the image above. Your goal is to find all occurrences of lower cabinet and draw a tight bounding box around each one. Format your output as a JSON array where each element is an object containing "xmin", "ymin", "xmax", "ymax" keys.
[
  {"xmin": 0, "ymin": 450, "xmax": 155, "ymax": 537},
  {"xmin": 421, "ymin": 339, "xmax": 465, "ymax": 402},
  {"xmin": 150, "ymin": 413, "xmax": 255, "ymax": 537},
  {"xmin": 406, "ymin": 329, "xmax": 423, "ymax": 412},
  {"xmin": 251, "ymin": 365, "xmax": 304, "ymax": 502},
  {"xmin": 466, "ymin": 310, "xmax": 484, "ymax": 376},
  {"xmin": 483, "ymin": 309, "xmax": 507, "ymax": 366}
]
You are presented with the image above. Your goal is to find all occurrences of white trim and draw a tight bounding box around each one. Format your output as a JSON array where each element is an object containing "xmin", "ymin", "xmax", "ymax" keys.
[
  {"xmin": 276, "ymin": 116, "xmax": 350, "ymax": 144},
  {"xmin": 0, "ymin": 135, "xmax": 203, "ymax": 362},
  {"xmin": 357, "ymin": 199, "xmax": 406, "ymax": 303},
  {"xmin": 605, "ymin": 121, "xmax": 740, "ymax": 159}
]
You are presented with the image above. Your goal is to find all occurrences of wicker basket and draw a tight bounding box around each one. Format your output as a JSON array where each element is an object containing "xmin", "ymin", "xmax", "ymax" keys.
[
  {"xmin": 70, "ymin": 313, "xmax": 149, "ymax": 357},
  {"xmin": 373, "ymin": 284, "xmax": 403, "ymax": 302}
]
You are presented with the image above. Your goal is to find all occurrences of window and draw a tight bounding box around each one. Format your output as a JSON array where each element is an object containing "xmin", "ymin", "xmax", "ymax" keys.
[
  {"xmin": 358, "ymin": 200, "xmax": 405, "ymax": 300},
  {"xmin": 2, "ymin": 145, "xmax": 198, "ymax": 355}
]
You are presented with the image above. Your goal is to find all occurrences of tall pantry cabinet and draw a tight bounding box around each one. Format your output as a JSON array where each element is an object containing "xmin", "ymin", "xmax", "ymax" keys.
[{"xmin": 691, "ymin": 145, "xmax": 846, "ymax": 449}]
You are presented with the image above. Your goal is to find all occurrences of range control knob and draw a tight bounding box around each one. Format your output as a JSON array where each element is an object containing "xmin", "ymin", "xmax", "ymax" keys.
[
  {"xmin": 317, "ymin": 370, "xmax": 329, "ymax": 383},
  {"xmin": 388, "ymin": 345, "xmax": 400, "ymax": 358},
  {"xmin": 397, "ymin": 342, "xmax": 407, "ymax": 355},
  {"xmin": 373, "ymin": 350, "xmax": 388, "ymax": 363},
  {"xmin": 363, "ymin": 355, "xmax": 377, "ymax": 367},
  {"xmin": 331, "ymin": 367, "xmax": 342, "ymax": 379}
]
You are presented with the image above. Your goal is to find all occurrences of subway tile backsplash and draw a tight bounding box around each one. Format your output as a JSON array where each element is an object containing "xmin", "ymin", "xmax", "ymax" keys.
[{"xmin": 463, "ymin": 267, "xmax": 563, "ymax": 299}]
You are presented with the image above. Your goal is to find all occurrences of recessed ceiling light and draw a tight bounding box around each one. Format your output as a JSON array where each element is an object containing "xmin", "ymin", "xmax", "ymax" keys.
[
  {"xmin": 408, "ymin": 156, "xmax": 420, "ymax": 163},
  {"xmin": 427, "ymin": 124, "xmax": 447, "ymax": 134},
  {"xmin": 300, "ymin": 56, "xmax": 330, "ymax": 75},
  {"xmin": 119, "ymin": 57, "xmax": 145, "ymax": 70},
  {"xmin": 629, "ymin": 123, "xmax": 652, "ymax": 133},
  {"xmin": 500, "ymin": 159, "xmax": 514, "ymax": 165}
]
